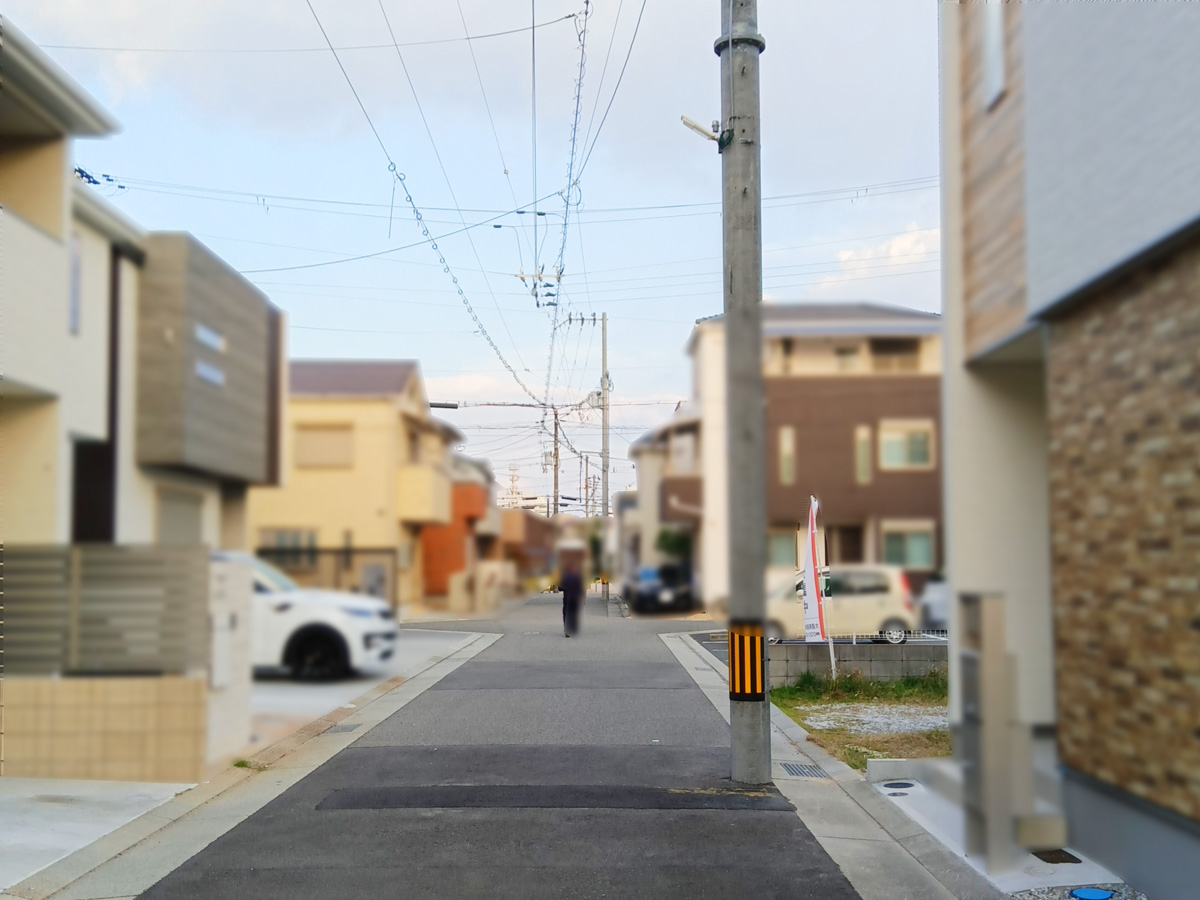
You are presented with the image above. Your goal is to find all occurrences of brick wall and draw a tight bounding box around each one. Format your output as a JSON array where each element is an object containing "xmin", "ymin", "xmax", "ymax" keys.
[{"xmin": 1046, "ymin": 233, "xmax": 1200, "ymax": 822}]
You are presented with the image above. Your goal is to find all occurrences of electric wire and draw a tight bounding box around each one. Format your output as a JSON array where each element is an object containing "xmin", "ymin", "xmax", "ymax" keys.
[{"xmin": 302, "ymin": 0, "xmax": 541, "ymax": 403}]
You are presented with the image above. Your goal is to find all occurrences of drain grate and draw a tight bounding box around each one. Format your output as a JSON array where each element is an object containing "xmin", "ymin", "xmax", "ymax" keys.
[
  {"xmin": 780, "ymin": 762, "xmax": 827, "ymax": 779},
  {"xmin": 326, "ymin": 723, "xmax": 360, "ymax": 734}
]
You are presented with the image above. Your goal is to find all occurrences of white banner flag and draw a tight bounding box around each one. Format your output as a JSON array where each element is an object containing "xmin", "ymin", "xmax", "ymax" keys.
[{"xmin": 802, "ymin": 496, "xmax": 827, "ymax": 642}]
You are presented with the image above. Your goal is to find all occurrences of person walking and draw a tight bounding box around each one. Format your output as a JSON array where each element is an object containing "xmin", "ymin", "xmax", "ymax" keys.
[{"xmin": 561, "ymin": 560, "xmax": 583, "ymax": 638}]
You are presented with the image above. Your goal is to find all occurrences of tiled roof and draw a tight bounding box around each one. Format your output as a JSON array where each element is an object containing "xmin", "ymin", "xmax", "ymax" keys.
[{"xmin": 290, "ymin": 359, "xmax": 418, "ymax": 396}]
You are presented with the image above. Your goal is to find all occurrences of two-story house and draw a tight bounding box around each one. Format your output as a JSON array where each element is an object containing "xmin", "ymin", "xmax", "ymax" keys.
[
  {"xmin": 247, "ymin": 359, "xmax": 461, "ymax": 608},
  {"xmin": 2, "ymin": 21, "xmax": 284, "ymax": 782},
  {"xmin": 938, "ymin": 4, "xmax": 1200, "ymax": 894},
  {"xmin": 627, "ymin": 302, "xmax": 942, "ymax": 605}
]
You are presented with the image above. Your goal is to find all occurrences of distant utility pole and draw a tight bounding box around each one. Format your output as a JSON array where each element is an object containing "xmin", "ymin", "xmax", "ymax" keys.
[
  {"xmin": 584, "ymin": 455, "xmax": 591, "ymax": 517},
  {"xmin": 601, "ymin": 311, "xmax": 610, "ymax": 603},
  {"xmin": 553, "ymin": 407, "xmax": 560, "ymax": 516},
  {"xmin": 718, "ymin": 0, "xmax": 769, "ymax": 785}
]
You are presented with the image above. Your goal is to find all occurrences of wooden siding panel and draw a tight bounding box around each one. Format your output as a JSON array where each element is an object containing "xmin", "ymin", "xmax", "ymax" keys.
[{"xmin": 961, "ymin": 1, "xmax": 1029, "ymax": 358}]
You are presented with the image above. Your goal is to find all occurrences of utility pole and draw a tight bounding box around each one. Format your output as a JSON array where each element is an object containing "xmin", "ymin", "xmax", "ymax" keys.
[
  {"xmin": 601, "ymin": 311, "xmax": 610, "ymax": 604},
  {"xmin": 717, "ymin": 0, "xmax": 769, "ymax": 784},
  {"xmin": 552, "ymin": 407, "xmax": 560, "ymax": 516},
  {"xmin": 584, "ymin": 455, "xmax": 590, "ymax": 517}
]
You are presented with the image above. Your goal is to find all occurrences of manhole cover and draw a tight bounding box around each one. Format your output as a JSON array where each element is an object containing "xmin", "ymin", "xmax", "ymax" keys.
[
  {"xmin": 327, "ymin": 723, "xmax": 360, "ymax": 734},
  {"xmin": 883, "ymin": 781, "xmax": 915, "ymax": 789},
  {"xmin": 887, "ymin": 791, "xmax": 909, "ymax": 797},
  {"xmin": 780, "ymin": 762, "xmax": 826, "ymax": 779}
]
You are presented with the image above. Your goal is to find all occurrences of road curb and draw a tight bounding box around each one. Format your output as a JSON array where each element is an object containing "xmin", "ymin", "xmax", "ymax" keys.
[
  {"xmin": 671, "ymin": 631, "xmax": 1005, "ymax": 900},
  {"xmin": 1, "ymin": 630, "xmax": 499, "ymax": 900}
]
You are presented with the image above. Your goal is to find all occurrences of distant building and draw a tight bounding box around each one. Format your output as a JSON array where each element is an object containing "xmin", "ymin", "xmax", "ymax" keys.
[
  {"xmin": 939, "ymin": 4, "xmax": 1200, "ymax": 894},
  {"xmin": 422, "ymin": 453, "xmax": 502, "ymax": 608},
  {"xmin": 625, "ymin": 302, "xmax": 942, "ymax": 602},
  {"xmin": 247, "ymin": 360, "xmax": 460, "ymax": 607}
]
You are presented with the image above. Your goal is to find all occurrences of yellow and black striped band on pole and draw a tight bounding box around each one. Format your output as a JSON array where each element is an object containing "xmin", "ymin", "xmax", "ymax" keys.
[{"xmin": 727, "ymin": 621, "xmax": 765, "ymax": 701}]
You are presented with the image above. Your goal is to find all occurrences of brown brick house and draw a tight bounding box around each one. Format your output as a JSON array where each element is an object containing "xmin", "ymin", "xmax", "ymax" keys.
[
  {"xmin": 939, "ymin": 3, "xmax": 1200, "ymax": 893},
  {"xmin": 626, "ymin": 302, "xmax": 942, "ymax": 602}
]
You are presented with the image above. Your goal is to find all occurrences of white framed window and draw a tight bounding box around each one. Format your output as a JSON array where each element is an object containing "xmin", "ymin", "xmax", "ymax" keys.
[
  {"xmin": 779, "ymin": 426, "xmax": 796, "ymax": 486},
  {"xmin": 854, "ymin": 425, "xmax": 872, "ymax": 485},
  {"xmin": 982, "ymin": 1, "xmax": 1006, "ymax": 111},
  {"xmin": 880, "ymin": 520, "xmax": 936, "ymax": 570},
  {"xmin": 295, "ymin": 424, "xmax": 354, "ymax": 468},
  {"xmin": 670, "ymin": 431, "xmax": 696, "ymax": 475},
  {"xmin": 878, "ymin": 419, "xmax": 935, "ymax": 471}
]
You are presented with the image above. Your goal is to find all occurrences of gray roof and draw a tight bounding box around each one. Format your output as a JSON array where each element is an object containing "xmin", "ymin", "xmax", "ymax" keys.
[
  {"xmin": 695, "ymin": 301, "xmax": 941, "ymax": 339},
  {"xmin": 290, "ymin": 360, "xmax": 418, "ymax": 396}
]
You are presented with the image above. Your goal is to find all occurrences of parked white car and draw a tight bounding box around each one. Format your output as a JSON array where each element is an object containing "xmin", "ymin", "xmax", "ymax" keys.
[
  {"xmin": 213, "ymin": 552, "xmax": 399, "ymax": 681},
  {"xmin": 767, "ymin": 564, "xmax": 918, "ymax": 644}
]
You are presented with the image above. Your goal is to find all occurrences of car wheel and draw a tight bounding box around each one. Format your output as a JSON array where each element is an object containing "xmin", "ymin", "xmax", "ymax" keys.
[
  {"xmin": 879, "ymin": 619, "xmax": 908, "ymax": 645},
  {"xmin": 289, "ymin": 632, "xmax": 349, "ymax": 681},
  {"xmin": 767, "ymin": 622, "xmax": 785, "ymax": 644}
]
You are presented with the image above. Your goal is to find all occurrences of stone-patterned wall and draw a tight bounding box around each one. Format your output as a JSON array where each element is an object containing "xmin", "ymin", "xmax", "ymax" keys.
[
  {"xmin": 768, "ymin": 643, "xmax": 948, "ymax": 689},
  {"xmin": 1047, "ymin": 234, "xmax": 1200, "ymax": 822}
]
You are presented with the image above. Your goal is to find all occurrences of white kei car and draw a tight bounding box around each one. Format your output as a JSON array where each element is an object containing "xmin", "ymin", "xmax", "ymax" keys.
[{"xmin": 213, "ymin": 552, "xmax": 399, "ymax": 681}]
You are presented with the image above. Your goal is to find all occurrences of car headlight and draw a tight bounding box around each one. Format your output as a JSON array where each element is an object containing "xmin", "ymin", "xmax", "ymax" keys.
[{"xmin": 341, "ymin": 607, "xmax": 374, "ymax": 618}]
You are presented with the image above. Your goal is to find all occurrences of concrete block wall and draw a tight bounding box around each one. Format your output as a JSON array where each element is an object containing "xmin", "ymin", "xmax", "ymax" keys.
[{"xmin": 768, "ymin": 642, "xmax": 948, "ymax": 688}]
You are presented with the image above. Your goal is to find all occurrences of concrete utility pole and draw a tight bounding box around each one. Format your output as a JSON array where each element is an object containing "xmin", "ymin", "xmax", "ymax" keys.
[
  {"xmin": 601, "ymin": 312, "xmax": 610, "ymax": 604},
  {"xmin": 553, "ymin": 407, "xmax": 560, "ymax": 516},
  {"xmin": 717, "ymin": 0, "xmax": 769, "ymax": 784}
]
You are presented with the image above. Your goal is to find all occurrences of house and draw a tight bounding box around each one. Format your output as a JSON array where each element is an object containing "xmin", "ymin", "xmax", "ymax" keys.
[
  {"xmin": 422, "ymin": 453, "xmax": 510, "ymax": 611},
  {"xmin": 938, "ymin": 4, "xmax": 1200, "ymax": 895},
  {"xmin": 499, "ymin": 507, "xmax": 556, "ymax": 584},
  {"xmin": 1, "ymin": 21, "xmax": 283, "ymax": 780},
  {"xmin": 247, "ymin": 359, "xmax": 459, "ymax": 608},
  {"xmin": 627, "ymin": 302, "xmax": 942, "ymax": 605}
]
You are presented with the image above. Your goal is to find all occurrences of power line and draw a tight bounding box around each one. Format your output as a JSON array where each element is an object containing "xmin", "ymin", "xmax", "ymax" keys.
[
  {"xmin": 542, "ymin": 0, "xmax": 594, "ymax": 428},
  {"xmin": 375, "ymin": 0, "xmax": 528, "ymax": 377},
  {"xmin": 578, "ymin": 0, "xmax": 648, "ymax": 177},
  {"xmin": 302, "ymin": 0, "xmax": 541, "ymax": 405},
  {"xmin": 43, "ymin": 15, "xmax": 577, "ymax": 53},
  {"xmin": 456, "ymin": 0, "xmax": 536, "ymax": 263}
]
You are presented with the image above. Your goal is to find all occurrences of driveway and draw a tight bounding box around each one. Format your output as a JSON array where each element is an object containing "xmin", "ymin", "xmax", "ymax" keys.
[{"xmin": 248, "ymin": 628, "xmax": 471, "ymax": 752}]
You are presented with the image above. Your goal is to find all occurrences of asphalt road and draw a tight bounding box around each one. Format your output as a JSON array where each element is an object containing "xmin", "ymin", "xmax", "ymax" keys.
[{"xmin": 137, "ymin": 595, "xmax": 861, "ymax": 899}]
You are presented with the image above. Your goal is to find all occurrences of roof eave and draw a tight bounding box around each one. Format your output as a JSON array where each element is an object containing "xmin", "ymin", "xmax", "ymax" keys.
[{"xmin": 4, "ymin": 22, "xmax": 120, "ymax": 136}]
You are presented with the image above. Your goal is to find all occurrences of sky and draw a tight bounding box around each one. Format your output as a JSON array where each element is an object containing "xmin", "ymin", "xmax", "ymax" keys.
[{"xmin": 9, "ymin": 0, "xmax": 941, "ymax": 510}]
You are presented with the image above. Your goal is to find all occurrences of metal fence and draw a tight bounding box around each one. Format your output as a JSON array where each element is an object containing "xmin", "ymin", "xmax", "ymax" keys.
[
  {"xmin": 3, "ymin": 545, "xmax": 210, "ymax": 676},
  {"xmin": 257, "ymin": 546, "xmax": 398, "ymax": 605}
]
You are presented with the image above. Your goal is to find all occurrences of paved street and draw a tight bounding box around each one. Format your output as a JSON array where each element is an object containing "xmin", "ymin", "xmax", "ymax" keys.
[{"xmin": 135, "ymin": 595, "xmax": 860, "ymax": 899}]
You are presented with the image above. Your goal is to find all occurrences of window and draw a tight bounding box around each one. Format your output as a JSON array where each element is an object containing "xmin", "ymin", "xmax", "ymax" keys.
[
  {"xmin": 982, "ymin": 1, "xmax": 1006, "ymax": 111},
  {"xmin": 835, "ymin": 346, "xmax": 859, "ymax": 372},
  {"xmin": 295, "ymin": 424, "xmax": 354, "ymax": 468},
  {"xmin": 768, "ymin": 532, "xmax": 796, "ymax": 568},
  {"xmin": 195, "ymin": 322, "xmax": 227, "ymax": 353},
  {"xmin": 854, "ymin": 425, "xmax": 872, "ymax": 485},
  {"xmin": 68, "ymin": 233, "xmax": 81, "ymax": 334},
  {"xmin": 881, "ymin": 521, "xmax": 935, "ymax": 569},
  {"xmin": 779, "ymin": 426, "xmax": 795, "ymax": 485},
  {"xmin": 878, "ymin": 419, "xmax": 935, "ymax": 471},
  {"xmin": 195, "ymin": 359, "xmax": 226, "ymax": 386},
  {"xmin": 670, "ymin": 431, "xmax": 696, "ymax": 475},
  {"xmin": 260, "ymin": 528, "xmax": 316, "ymax": 569},
  {"xmin": 870, "ymin": 338, "xmax": 920, "ymax": 373}
]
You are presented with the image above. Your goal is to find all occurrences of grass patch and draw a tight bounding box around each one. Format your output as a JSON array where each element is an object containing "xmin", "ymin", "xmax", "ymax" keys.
[
  {"xmin": 782, "ymin": 721, "xmax": 952, "ymax": 771},
  {"xmin": 233, "ymin": 759, "xmax": 267, "ymax": 771},
  {"xmin": 771, "ymin": 668, "xmax": 947, "ymax": 705},
  {"xmin": 770, "ymin": 669, "xmax": 951, "ymax": 770}
]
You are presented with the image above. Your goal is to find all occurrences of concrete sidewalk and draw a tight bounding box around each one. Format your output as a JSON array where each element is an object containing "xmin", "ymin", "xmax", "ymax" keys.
[{"xmin": 11, "ymin": 594, "xmax": 1000, "ymax": 900}]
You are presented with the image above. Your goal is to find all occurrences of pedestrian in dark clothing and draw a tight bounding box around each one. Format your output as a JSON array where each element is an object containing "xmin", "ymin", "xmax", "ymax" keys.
[{"xmin": 561, "ymin": 562, "xmax": 583, "ymax": 637}]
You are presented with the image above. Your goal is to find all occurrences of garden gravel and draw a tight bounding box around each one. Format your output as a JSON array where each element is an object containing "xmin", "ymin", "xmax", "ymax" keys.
[{"xmin": 796, "ymin": 702, "xmax": 948, "ymax": 734}]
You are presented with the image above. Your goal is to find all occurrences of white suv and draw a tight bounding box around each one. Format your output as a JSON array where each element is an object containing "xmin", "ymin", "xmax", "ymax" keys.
[{"xmin": 214, "ymin": 552, "xmax": 399, "ymax": 681}]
